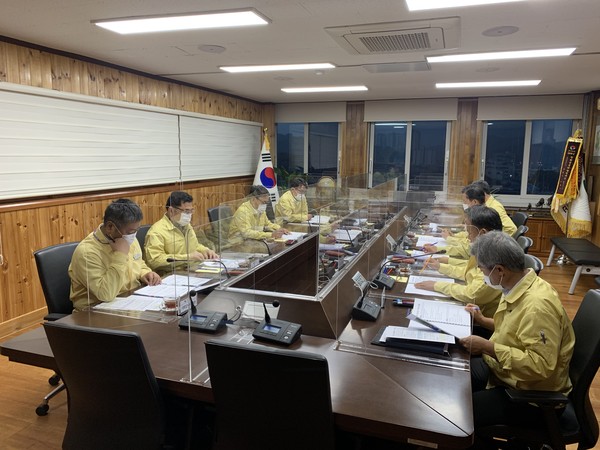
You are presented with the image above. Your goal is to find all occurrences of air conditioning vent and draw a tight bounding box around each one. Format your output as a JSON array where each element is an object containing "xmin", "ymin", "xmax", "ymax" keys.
[{"xmin": 325, "ymin": 17, "xmax": 460, "ymax": 55}]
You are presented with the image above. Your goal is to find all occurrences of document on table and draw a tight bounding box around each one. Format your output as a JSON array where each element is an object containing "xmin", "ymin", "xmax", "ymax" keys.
[
  {"xmin": 409, "ymin": 250, "xmax": 448, "ymax": 260},
  {"xmin": 408, "ymin": 298, "xmax": 471, "ymax": 339},
  {"xmin": 332, "ymin": 229, "xmax": 362, "ymax": 243},
  {"xmin": 161, "ymin": 275, "xmax": 212, "ymax": 287},
  {"xmin": 309, "ymin": 215, "xmax": 330, "ymax": 224},
  {"xmin": 379, "ymin": 326, "xmax": 455, "ymax": 344},
  {"xmin": 415, "ymin": 235, "xmax": 449, "ymax": 248},
  {"xmin": 404, "ymin": 275, "xmax": 453, "ymax": 297},
  {"xmin": 94, "ymin": 295, "xmax": 163, "ymax": 312},
  {"xmin": 318, "ymin": 243, "xmax": 345, "ymax": 251},
  {"xmin": 242, "ymin": 301, "xmax": 280, "ymax": 321},
  {"xmin": 201, "ymin": 259, "xmax": 241, "ymax": 269},
  {"xmin": 278, "ymin": 231, "xmax": 307, "ymax": 242},
  {"xmin": 135, "ymin": 283, "xmax": 192, "ymax": 298}
]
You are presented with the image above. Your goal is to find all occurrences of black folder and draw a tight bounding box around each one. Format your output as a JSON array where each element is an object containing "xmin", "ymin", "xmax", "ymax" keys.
[{"xmin": 371, "ymin": 327, "xmax": 450, "ymax": 356}]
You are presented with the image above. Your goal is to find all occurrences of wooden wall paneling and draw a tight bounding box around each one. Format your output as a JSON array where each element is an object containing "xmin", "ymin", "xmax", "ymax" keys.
[
  {"xmin": 341, "ymin": 101, "xmax": 368, "ymax": 181},
  {"xmin": 0, "ymin": 42, "xmax": 8, "ymax": 82},
  {"xmin": 448, "ymin": 98, "xmax": 479, "ymax": 189}
]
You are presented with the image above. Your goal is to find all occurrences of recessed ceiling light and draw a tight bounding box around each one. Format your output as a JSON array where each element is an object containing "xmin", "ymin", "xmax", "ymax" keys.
[
  {"xmin": 436, "ymin": 80, "xmax": 541, "ymax": 88},
  {"xmin": 93, "ymin": 9, "xmax": 269, "ymax": 34},
  {"xmin": 281, "ymin": 86, "xmax": 368, "ymax": 93},
  {"xmin": 220, "ymin": 63, "xmax": 335, "ymax": 73},
  {"xmin": 406, "ymin": 0, "xmax": 524, "ymax": 11},
  {"xmin": 428, "ymin": 48, "xmax": 576, "ymax": 63},
  {"xmin": 482, "ymin": 25, "xmax": 520, "ymax": 37}
]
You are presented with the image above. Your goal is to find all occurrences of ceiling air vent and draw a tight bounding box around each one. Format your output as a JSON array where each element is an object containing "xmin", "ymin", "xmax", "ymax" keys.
[{"xmin": 325, "ymin": 17, "xmax": 460, "ymax": 55}]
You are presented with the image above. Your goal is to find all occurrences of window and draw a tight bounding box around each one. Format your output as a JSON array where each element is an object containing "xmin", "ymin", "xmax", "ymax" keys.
[
  {"xmin": 276, "ymin": 123, "xmax": 339, "ymax": 184},
  {"xmin": 371, "ymin": 121, "xmax": 449, "ymax": 190},
  {"xmin": 482, "ymin": 119, "xmax": 573, "ymax": 197}
]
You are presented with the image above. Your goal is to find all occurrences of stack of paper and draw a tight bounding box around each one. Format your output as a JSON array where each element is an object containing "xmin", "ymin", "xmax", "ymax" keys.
[
  {"xmin": 404, "ymin": 275, "xmax": 453, "ymax": 297},
  {"xmin": 407, "ymin": 298, "xmax": 472, "ymax": 339},
  {"xmin": 309, "ymin": 215, "xmax": 330, "ymax": 224}
]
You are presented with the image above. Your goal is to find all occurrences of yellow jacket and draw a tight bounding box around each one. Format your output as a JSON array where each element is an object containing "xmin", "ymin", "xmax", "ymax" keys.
[
  {"xmin": 145, "ymin": 214, "xmax": 212, "ymax": 275},
  {"xmin": 228, "ymin": 200, "xmax": 280, "ymax": 242},
  {"xmin": 69, "ymin": 226, "xmax": 151, "ymax": 311},
  {"xmin": 434, "ymin": 256, "xmax": 502, "ymax": 318},
  {"xmin": 276, "ymin": 190, "xmax": 309, "ymax": 223},
  {"xmin": 444, "ymin": 235, "xmax": 471, "ymax": 259},
  {"xmin": 486, "ymin": 196, "xmax": 517, "ymax": 236},
  {"xmin": 485, "ymin": 270, "xmax": 574, "ymax": 393}
]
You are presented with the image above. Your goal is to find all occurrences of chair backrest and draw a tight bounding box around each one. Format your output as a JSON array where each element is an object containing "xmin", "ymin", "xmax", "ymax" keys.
[
  {"xmin": 524, "ymin": 254, "xmax": 544, "ymax": 275},
  {"xmin": 205, "ymin": 340, "xmax": 335, "ymax": 450},
  {"xmin": 207, "ymin": 205, "xmax": 233, "ymax": 224},
  {"xmin": 517, "ymin": 236, "xmax": 533, "ymax": 254},
  {"xmin": 512, "ymin": 224, "xmax": 529, "ymax": 240},
  {"xmin": 512, "ymin": 211, "xmax": 529, "ymax": 228},
  {"xmin": 568, "ymin": 289, "xmax": 600, "ymax": 449},
  {"xmin": 34, "ymin": 242, "xmax": 79, "ymax": 320},
  {"xmin": 136, "ymin": 224, "xmax": 151, "ymax": 251},
  {"xmin": 43, "ymin": 322, "xmax": 165, "ymax": 450}
]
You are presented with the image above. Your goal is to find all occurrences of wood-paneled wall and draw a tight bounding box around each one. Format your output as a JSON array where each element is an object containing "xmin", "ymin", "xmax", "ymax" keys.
[
  {"xmin": 449, "ymin": 98, "xmax": 480, "ymax": 191},
  {"xmin": 341, "ymin": 101, "xmax": 369, "ymax": 182},
  {"xmin": 0, "ymin": 39, "xmax": 275, "ymax": 337}
]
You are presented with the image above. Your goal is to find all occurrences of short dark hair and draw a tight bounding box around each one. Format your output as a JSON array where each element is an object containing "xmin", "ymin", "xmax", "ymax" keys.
[
  {"xmin": 470, "ymin": 180, "xmax": 491, "ymax": 195},
  {"xmin": 103, "ymin": 199, "xmax": 143, "ymax": 228},
  {"xmin": 249, "ymin": 185, "xmax": 269, "ymax": 197},
  {"xmin": 289, "ymin": 177, "xmax": 307, "ymax": 189},
  {"xmin": 462, "ymin": 185, "xmax": 486, "ymax": 204},
  {"xmin": 166, "ymin": 191, "xmax": 193, "ymax": 209},
  {"xmin": 467, "ymin": 205, "xmax": 502, "ymax": 232}
]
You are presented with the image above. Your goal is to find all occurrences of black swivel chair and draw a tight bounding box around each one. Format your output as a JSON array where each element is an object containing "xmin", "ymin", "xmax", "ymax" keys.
[
  {"xmin": 524, "ymin": 253, "xmax": 544, "ymax": 275},
  {"xmin": 43, "ymin": 322, "xmax": 167, "ymax": 450},
  {"xmin": 512, "ymin": 224, "xmax": 529, "ymax": 240},
  {"xmin": 478, "ymin": 289, "xmax": 600, "ymax": 450},
  {"xmin": 136, "ymin": 224, "xmax": 151, "ymax": 252},
  {"xmin": 516, "ymin": 236, "xmax": 533, "ymax": 254},
  {"xmin": 207, "ymin": 206, "xmax": 234, "ymax": 252},
  {"xmin": 205, "ymin": 340, "xmax": 336, "ymax": 450},
  {"xmin": 33, "ymin": 241, "xmax": 78, "ymax": 416},
  {"xmin": 511, "ymin": 211, "xmax": 529, "ymax": 228}
]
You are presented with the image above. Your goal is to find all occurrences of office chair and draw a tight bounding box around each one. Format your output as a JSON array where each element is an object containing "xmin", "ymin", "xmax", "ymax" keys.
[
  {"xmin": 524, "ymin": 254, "xmax": 544, "ymax": 275},
  {"xmin": 33, "ymin": 241, "xmax": 78, "ymax": 416},
  {"xmin": 512, "ymin": 225, "xmax": 529, "ymax": 240},
  {"xmin": 205, "ymin": 340, "xmax": 336, "ymax": 450},
  {"xmin": 511, "ymin": 211, "xmax": 528, "ymax": 228},
  {"xmin": 207, "ymin": 206, "xmax": 234, "ymax": 252},
  {"xmin": 516, "ymin": 236, "xmax": 533, "ymax": 254},
  {"xmin": 43, "ymin": 322, "xmax": 167, "ymax": 450},
  {"xmin": 477, "ymin": 289, "xmax": 600, "ymax": 450},
  {"xmin": 136, "ymin": 224, "xmax": 151, "ymax": 252},
  {"xmin": 207, "ymin": 205, "xmax": 233, "ymax": 224}
]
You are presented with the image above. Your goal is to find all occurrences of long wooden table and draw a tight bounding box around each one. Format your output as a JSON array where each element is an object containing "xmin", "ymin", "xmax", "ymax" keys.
[{"xmin": 1, "ymin": 300, "xmax": 473, "ymax": 449}]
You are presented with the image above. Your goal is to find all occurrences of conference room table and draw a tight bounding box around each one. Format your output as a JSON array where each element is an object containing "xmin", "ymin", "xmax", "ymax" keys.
[{"xmin": 1, "ymin": 286, "xmax": 474, "ymax": 449}]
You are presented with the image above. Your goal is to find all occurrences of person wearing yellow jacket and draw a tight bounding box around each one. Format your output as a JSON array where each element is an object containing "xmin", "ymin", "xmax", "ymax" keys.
[
  {"xmin": 69, "ymin": 199, "xmax": 161, "ymax": 311},
  {"xmin": 228, "ymin": 186, "xmax": 289, "ymax": 251},
  {"xmin": 471, "ymin": 180, "xmax": 517, "ymax": 236},
  {"xmin": 415, "ymin": 205, "xmax": 503, "ymax": 318},
  {"xmin": 459, "ymin": 231, "xmax": 574, "ymax": 431},
  {"xmin": 145, "ymin": 191, "xmax": 219, "ymax": 275},
  {"xmin": 276, "ymin": 177, "xmax": 311, "ymax": 224}
]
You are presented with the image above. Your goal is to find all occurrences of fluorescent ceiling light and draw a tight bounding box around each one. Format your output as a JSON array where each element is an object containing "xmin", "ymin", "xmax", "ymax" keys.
[
  {"xmin": 93, "ymin": 9, "xmax": 269, "ymax": 34},
  {"xmin": 436, "ymin": 80, "xmax": 541, "ymax": 88},
  {"xmin": 428, "ymin": 48, "xmax": 576, "ymax": 63},
  {"xmin": 375, "ymin": 123, "xmax": 407, "ymax": 126},
  {"xmin": 406, "ymin": 0, "xmax": 524, "ymax": 10},
  {"xmin": 281, "ymin": 86, "xmax": 368, "ymax": 93},
  {"xmin": 220, "ymin": 63, "xmax": 335, "ymax": 73}
]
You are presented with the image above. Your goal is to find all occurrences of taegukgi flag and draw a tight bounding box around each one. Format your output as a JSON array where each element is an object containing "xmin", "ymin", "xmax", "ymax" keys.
[{"xmin": 253, "ymin": 130, "xmax": 279, "ymax": 205}]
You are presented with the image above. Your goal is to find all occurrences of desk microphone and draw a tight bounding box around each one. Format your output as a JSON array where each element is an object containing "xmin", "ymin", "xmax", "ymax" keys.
[
  {"xmin": 262, "ymin": 300, "xmax": 280, "ymax": 324},
  {"xmin": 166, "ymin": 257, "xmax": 230, "ymax": 278}
]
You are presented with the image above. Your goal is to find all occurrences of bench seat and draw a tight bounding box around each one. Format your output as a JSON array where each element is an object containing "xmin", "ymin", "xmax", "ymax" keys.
[{"xmin": 547, "ymin": 237, "xmax": 600, "ymax": 294}]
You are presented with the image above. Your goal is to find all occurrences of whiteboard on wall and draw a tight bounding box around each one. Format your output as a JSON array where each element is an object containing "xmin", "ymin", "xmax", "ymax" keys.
[{"xmin": 0, "ymin": 84, "xmax": 262, "ymax": 201}]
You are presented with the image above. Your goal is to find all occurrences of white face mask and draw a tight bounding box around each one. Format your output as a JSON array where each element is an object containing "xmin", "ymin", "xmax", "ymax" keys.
[
  {"xmin": 177, "ymin": 212, "xmax": 192, "ymax": 226},
  {"xmin": 294, "ymin": 193, "xmax": 305, "ymax": 201},
  {"xmin": 483, "ymin": 266, "xmax": 503, "ymax": 290},
  {"xmin": 462, "ymin": 203, "xmax": 470, "ymax": 211},
  {"xmin": 121, "ymin": 232, "xmax": 137, "ymax": 246},
  {"xmin": 257, "ymin": 203, "xmax": 267, "ymax": 214}
]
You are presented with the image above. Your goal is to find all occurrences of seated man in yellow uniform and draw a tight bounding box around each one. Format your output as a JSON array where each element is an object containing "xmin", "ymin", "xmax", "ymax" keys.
[
  {"xmin": 145, "ymin": 191, "xmax": 219, "ymax": 275},
  {"xmin": 276, "ymin": 177, "xmax": 312, "ymax": 224},
  {"xmin": 69, "ymin": 198, "xmax": 161, "ymax": 311},
  {"xmin": 471, "ymin": 179, "xmax": 517, "ymax": 236},
  {"xmin": 415, "ymin": 205, "xmax": 503, "ymax": 318},
  {"xmin": 459, "ymin": 231, "xmax": 574, "ymax": 436},
  {"xmin": 228, "ymin": 186, "xmax": 289, "ymax": 253}
]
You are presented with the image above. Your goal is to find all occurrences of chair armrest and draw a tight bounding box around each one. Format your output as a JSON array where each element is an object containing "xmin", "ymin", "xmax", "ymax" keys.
[
  {"xmin": 505, "ymin": 388, "xmax": 568, "ymax": 407},
  {"xmin": 44, "ymin": 313, "xmax": 70, "ymax": 321}
]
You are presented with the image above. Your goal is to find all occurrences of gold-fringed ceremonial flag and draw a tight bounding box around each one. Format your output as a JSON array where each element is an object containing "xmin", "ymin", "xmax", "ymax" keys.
[
  {"xmin": 550, "ymin": 130, "xmax": 592, "ymax": 237},
  {"xmin": 253, "ymin": 129, "xmax": 280, "ymax": 205}
]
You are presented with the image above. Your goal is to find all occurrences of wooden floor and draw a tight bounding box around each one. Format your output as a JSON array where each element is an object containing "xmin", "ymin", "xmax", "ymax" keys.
[{"xmin": 0, "ymin": 262, "xmax": 599, "ymax": 449}]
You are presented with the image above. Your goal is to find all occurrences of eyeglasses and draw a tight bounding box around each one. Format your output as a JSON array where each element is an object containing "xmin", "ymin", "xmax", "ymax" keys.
[{"xmin": 173, "ymin": 206, "xmax": 195, "ymax": 214}]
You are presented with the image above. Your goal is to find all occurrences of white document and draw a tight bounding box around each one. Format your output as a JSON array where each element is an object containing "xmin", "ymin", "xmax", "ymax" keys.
[
  {"xmin": 415, "ymin": 235, "xmax": 449, "ymax": 247},
  {"xmin": 332, "ymin": 229, "xmax": 362, "ymax": 243},
  {"xmin": 280, "ymin": 231, "xmax": 307, "ymax": 242},
  {"xmin": 135, "ymin": 283, "xmax": 192, "ymax": 298},
  {"xmin": 408, "ymin": 298, "xmax": 472, "ymax": 339},
  {"xmin": 161, "ymin": 274, "xmax": 212, "ymax": 287},
  {"xmin": 318, "ymin": 243, "xmax": 345, "ymax": 251},
  {"xmin": 201, "ymin": 259, "xmax": 240, "ymax": 269},
  {"xmin": 309, "ymin": 215, "xmax": 330, "ymax": 224},
  {"xmin": 94, "ymin": 295, "xmax": 163, "ymax": 312},
  {"xmin": 410, "ymin": 250, "xmax": 447, "ymax": 260},
  {"xmin": 404, "ymin": 275, "xmax": 453, "ymax": 297},
  {"xmin": 379, "ymin": 326, "xmax": 455, "ymax": 344},
  {"xmin": 242, "ymin": 301, "xmax": 280, "ymax": 321}
]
